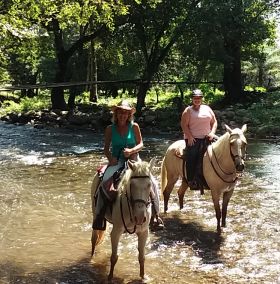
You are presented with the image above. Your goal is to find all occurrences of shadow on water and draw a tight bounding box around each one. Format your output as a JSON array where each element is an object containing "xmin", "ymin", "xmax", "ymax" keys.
[
  {"xmin": 0, "ymin": 255, "xmax": 152, "ymax": 284},
  {"xmin": 151, "ymin": 217, "xmax": 224, "ymax": 265},
  {"xmin": 0, "ymin": 256, "xmax": 107, "ymax": 284}
]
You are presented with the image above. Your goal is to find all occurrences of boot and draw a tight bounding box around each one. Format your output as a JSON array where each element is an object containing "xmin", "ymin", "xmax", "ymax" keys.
[
  {"xmin": 92, "ymin": 204, "xmax": 107, "ymax": 231},
  {"xmin": 188, "ymin": 180, "xmax": 199, "ymax": 190}
]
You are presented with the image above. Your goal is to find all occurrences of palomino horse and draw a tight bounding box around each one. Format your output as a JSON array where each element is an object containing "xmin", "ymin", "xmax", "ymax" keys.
[
  {"xmin": 91, "ymin": 159, "xmax": 155, "ymax": 281},
  {"xmin": 161, "ymin": 124, "xmax": 247, "ymax": 232}
]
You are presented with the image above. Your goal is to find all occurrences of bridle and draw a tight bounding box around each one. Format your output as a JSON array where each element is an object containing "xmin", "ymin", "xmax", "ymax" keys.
[
  {"xmin": 208, "ymin": 133, "xmax": 247, "ymax": 184},
  {"xmin": 120, "ymin": 175, "xmax": 152, "ymax": 234}
]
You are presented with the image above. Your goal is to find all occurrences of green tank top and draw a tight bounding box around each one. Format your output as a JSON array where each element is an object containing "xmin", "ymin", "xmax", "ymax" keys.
[{"xmin": 111, "ymin": 123, "xmax": 136, "ymax": 161}]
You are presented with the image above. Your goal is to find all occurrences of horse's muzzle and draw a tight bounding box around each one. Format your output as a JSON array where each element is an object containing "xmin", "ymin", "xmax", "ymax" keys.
[
  {"xmin": 234, "ymin": 157, "xmax": 245, "ymax": 172},
  {"xmin": 236, "ymin": 164, "xmax": 244, "ymax": 172},
  {"xmin": 133, "ymin": 202, "xmax": 148, "ymax": 225}
]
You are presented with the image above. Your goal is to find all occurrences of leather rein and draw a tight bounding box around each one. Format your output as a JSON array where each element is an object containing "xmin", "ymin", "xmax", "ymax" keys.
[
  {"xmin": 120, "ymin": 175, "xmax": 151, "ymax": 234},
  {"xmin": 207, "ymin": 134, "xmax": 244, "ymax": 184}
]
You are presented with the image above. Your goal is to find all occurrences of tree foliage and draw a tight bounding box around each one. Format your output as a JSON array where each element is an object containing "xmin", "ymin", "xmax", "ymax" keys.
[{"xmin": 0, "ymin": 0, "xmax": 279, "ymax": 111}]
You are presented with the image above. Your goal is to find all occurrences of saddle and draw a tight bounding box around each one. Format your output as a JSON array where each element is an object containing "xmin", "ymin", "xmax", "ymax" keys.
[
  {"xmin": 183, "ymin": 139, "xmax": 211, "ymax": 195},
  {"xmin": 92, "ymin": 165, "xmax": 126, "ymax": 231},
  {"xmin": 96, "ymin": 164, "xmax": 126, "ymax": 203}
]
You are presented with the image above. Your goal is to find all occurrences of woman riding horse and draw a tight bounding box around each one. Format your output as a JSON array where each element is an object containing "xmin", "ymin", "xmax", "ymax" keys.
[
  {"xmin": 92, "ymin": 100, "xmax": 163, "ymax": 230},
  {"xmin": 161, "ymin": 124, "xmax": 247, "ymax": 232},
  {"xmin": 181, "ymin": 89, "xmax": 217, "ymax": 192}
]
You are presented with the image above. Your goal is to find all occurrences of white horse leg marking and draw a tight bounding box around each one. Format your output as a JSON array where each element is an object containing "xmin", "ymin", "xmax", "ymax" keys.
[
  {"xmin": 108, "ymin": 227, "xmax": 122, "ymax": 281},
  {"xmin": 137, "ymin": 230, "xmax": 149, "ymax": 279}
]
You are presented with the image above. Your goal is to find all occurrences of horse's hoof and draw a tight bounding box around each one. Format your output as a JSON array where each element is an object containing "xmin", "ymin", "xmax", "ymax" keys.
[{"xmin": 141, "ymin": 275, "xmax": 153, "ymax": 283}]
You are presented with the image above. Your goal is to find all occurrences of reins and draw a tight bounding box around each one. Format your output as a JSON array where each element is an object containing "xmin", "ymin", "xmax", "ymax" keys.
[
  {"xmin": 120, "ymin": 175, "xmax": 151, "ymax": 234},
  {"xmin": 208, "ymin": 136, "xmax": 239, "ymax": 184}
]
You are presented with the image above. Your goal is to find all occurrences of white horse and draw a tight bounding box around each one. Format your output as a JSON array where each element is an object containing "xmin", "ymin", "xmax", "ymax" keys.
[
  {"xmin": 91, "ymin": 159, "xmax": 155, "ymax": 281},
  {"xmin": 161, "ymin": 124, "xmax": 247, "ymax": 232}
]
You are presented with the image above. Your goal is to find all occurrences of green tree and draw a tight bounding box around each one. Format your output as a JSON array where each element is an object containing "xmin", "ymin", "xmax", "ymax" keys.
[
  {"xmin": 194, "ymin": 0, "xmax": 277, "ymax": 102},
  {"xmin": 4, "ymin": 0, "xmax": 128, "ymax": 109},
  {"xmin": 242, "ymin": 45, "xmax": 280, "ymax": 88},
  {"xmin": 123, "ymin": 0, "xmax": 201, "ymax": 114}
]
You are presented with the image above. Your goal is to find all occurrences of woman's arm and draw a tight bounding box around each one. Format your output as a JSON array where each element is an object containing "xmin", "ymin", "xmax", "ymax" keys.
[
  {"xmin": 181, "ymin": 107, "xmax": 195, "ymax": 146},
  {"xmin": 207, "ymin": 109, "xmax": 218, "ymax": 140},
  {"xmin": 104, "ymin": 125, "xmax": 118, "ymax": 165}
]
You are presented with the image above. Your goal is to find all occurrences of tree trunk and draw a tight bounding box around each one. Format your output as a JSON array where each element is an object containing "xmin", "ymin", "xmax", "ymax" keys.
[
  {"xmin": 51, "ymin": 86, "xmax": 67, "ymax": 110},
  {"xmin": 223, "ymin": 41, "xmax": 242, "ymax": 103},
  {"xmin": 136, "ymin": 80, "xmax": 150, "ymax": 116},
  {"xmin": 89, "ymin": 41, "xmax": 98, "ymax": 102},
  {"xmin": 51, "ymin": 58, "xmax": 68, "ymax": 110}
]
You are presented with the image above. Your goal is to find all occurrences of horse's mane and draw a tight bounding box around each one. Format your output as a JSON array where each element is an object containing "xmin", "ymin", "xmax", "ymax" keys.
[
  {"xmin": 118, "ymin": 160, "xmax": 151, "ymax": 193},
  {"xmin": 212, "ymin": 127, "xmax": 247, "ymax": 157},
  {"xmin": 212, "ymin": 131, "xmax": 230, "ymax": 158}
]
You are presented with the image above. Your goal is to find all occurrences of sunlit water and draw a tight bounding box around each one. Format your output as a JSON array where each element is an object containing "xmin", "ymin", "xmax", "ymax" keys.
[{"xmin": 0, "ymin": 122, "xmax": 279, "ymax": 284}]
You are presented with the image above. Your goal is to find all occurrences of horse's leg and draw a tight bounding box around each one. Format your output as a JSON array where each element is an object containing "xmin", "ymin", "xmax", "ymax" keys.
[
  {"xmin": 178, "ymin": 179, "xmax": 188, "ymax": 209},
  {"xmin": 211, "ymin": 191, "xmax": 222, "ymax": 233},
  {"xmin": 163, "ymin": 177, "xmax": 178, "ymax": 213},
  {"xmin": 221, "ymin": 189, "xmax": 234, "ymax": 227},
  {"xmin": 137, "ymin": 229, "xmax": 149, "ymax": 279},
  {"xmin": 108, "ymin": 227, "xmax": 122, "ymax": 281}
]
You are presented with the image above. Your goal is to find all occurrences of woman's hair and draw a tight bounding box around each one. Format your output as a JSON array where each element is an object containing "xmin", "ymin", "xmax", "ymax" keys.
[
  {"xmin": 111, "ymin": 100, "xmax": 135, "ymax": 123},
  {"xmin": 112, "ymin": 109, "xmax": 134, "ymax": 123}
]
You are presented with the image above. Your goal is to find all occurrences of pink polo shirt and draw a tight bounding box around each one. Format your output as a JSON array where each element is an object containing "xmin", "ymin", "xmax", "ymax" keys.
[{"xmin": 184, "ymin": 105, "xmax": 214, "ymax": 139}]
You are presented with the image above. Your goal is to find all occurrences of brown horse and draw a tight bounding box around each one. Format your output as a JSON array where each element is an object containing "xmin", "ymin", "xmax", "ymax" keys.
[
  {"xmin": 91, "ymin": 159, "xmax": 155, "ymax": 281},
  {"xmin": 161, "ymin": 124, "xmax": 247, "ymax": 232}
]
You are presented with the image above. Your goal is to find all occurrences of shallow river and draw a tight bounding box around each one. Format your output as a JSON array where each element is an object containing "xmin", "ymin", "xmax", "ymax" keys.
[{"xmin": 0, "ymin": 122, "xmax": 279, "ymax": 284}]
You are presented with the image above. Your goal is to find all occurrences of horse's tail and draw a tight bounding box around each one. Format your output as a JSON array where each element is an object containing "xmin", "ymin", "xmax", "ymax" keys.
[
  {"xmin": 161, "ymin": 155, "xmax": 167, "ymax": 199},
  {"xmin": 90, "ymin": 172, "xmax": 107, "ymax": 256},
  {"xmin": 91, "ymin": 229, "xmax": 106, "ymax": 256}
]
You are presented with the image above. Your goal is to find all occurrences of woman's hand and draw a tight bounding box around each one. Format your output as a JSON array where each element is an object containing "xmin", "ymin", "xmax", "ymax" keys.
[
  {"xmin": 207, "ymin": 132, "xmax": 216, "ymax": 141},
  {"xmin": 123, "ymin": 148, "xmax": 133, "ymax": 158},
  {"xmin": 187, "ymin": 136, "xmax": 196, "ymax": 146}
]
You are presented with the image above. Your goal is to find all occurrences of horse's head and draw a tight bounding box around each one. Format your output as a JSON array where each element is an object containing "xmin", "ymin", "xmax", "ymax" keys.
[
  {"xmin": 225, "ymin": 124, "xmax": 247, "ymax": 172},
  {"xmin": 124, "ymin": 159, "xmax": 155, "ymax": 226}
]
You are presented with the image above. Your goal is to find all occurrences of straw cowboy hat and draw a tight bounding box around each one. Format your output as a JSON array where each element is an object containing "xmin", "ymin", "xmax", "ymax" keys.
[{"xmin": 111, "ymin": 100, "xmax": 136, "ymax": 114}]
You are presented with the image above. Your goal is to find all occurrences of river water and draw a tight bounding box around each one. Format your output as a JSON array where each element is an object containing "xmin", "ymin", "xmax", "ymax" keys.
[{"xmin": 0, "ymin": 122, "xmax": 279, "ymax": 284}]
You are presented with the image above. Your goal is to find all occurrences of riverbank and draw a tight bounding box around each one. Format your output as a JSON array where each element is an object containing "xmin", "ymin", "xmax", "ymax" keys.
[{"xmin": 0, "ymin": 91, "xmax": 280, "ymax": 139}]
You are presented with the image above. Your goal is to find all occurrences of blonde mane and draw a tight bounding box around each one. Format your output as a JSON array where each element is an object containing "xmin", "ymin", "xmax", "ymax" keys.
[
  {"xmin": 212, "ymin": 132, "xmax": 230, "ymax": 157},
  {"xmin": 118, "ymin": 161, "xmax": 151, "ymax": 193},
  {"xmin": 212, "ymin": 128, "xmax": 247, "ymax": 159}
]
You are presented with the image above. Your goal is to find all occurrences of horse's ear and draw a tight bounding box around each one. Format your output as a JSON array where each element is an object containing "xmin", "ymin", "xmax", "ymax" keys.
[
  {"xmin": 241, "ymin": 124, "xmax": 247, "ymax": 133},
  {"xmin": 149, "ymin": 157, "xmax": 157, "ymax": 172},
  {"xmin": 127, "ymin": 159, "xmax": 136, "ymax": 171},
  {"xmin": 225, "ymin": 124, "xmax": 232, "ymax": 134}
]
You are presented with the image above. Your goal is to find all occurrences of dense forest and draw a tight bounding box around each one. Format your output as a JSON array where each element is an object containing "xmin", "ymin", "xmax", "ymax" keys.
[{"xmin": 0, "ymin": 0, "xmax": 280, "ymax": 116}]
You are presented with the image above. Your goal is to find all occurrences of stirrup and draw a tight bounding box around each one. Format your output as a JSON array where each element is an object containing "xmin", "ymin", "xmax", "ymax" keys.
[{"xmin": 150, "ymin": 216, "xmax": 164, "ymax": 231}]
